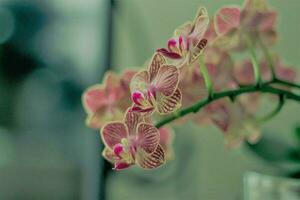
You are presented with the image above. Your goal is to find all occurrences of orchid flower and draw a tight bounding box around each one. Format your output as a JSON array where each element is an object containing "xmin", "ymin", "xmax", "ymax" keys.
[
  {"xmin": 130, "ymin": 53, "xmax": 182, "ymax": 115},
  {"xmin": 214, "ymin": 0, "xmax": 277, "ymax": 51},
  {"xmin": 82, "ymin": 71, "xmax": 136, "ymax": 129},
  {"xmin": 101, "ymin": 109, "xmax": 165, "ymax": 170},
  {"xmin": 157, "ymin": 7, "xmax": 209, "ymax": 67},
  {"xmin": 207, "ymin": 100, "xmax": 260, "ymax": 148}
]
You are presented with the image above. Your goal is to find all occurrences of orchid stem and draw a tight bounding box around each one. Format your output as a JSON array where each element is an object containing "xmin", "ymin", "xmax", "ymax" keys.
[
  {"xmin": 258, "ymin": 94, "xmax": 285, "ymax": 123},
  {"xmin": 245, "ymin": 36, "xmax": 261, "ymax": 86},
  {"xmin": 155, "ymin": 79, "xmax": 300, "ymax": 128},
  {"xmin": 199, "ymin": 55, "xmax": 213, "ymax": 98},
  {"xmin": 273, "ymin": 79, "xmax": 300, "ymax": 90},
  {"xmin": 249, "ymin": 45, "xmax": 261, "ymax": 86}
]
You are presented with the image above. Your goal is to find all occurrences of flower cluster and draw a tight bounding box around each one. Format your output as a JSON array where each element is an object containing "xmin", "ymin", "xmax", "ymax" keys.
[{"xmin": 82, "ymin": 0, "xmax": 298, "ymax": 170}]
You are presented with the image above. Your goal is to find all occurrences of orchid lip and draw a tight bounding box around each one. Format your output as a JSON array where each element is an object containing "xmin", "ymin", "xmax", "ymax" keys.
[
  {"xmin": 113, "ymin": 143, "xmax": 124, "ymax": 158},
  {"xmin": 168, "ymin": 39, "xmax": 177, "ymax": 51},
  {"xmin": 132, "ymin": 91, "xmax": 144, "ymax": 106}
]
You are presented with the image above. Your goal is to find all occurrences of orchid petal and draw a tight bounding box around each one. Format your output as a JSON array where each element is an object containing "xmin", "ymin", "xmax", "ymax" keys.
[
  {"xmin": 243, "ymin": 0, "xmax": 267, "ymax": 11},
  {"xmin": 157, "ymin": 89, "xmax": 182, "ymax": 114},
  {"xmin": 207, "ymin": 102, "xmax": 230, "ymax": 132},
  {"xmin": 102, "ymin": 147, "xmax": 117, "ymax": 163},
  {"xmin": 276, "ymin": 66, "xmax": 297, "ymax": 81},
  {"xmin": 156, "ymin": 48, "xmax": 182, "ymax": 59},
  {"xmin": 124, "ymin": 109, "xmax": 143, "ymax": 135},
  {"xmin": 257, "ymin": 11, "xmax": 277, "ymax": 31},
  {"xmin": 113, "ymin": 161, "xmax": 131, "ymax": 170},
  {"xmin": 137, "ymin": 123, "xmax": 160, "ymax": 154},
  {"xmin": 85, "ymin": 107, "xmax": 107, "ymax": 129},
  {"xmin": 120, "ymin": 69, "xmax": 137, "ymax": 91},
  {"xmin": 174, "ymin": 22, "xmax": 193, "ymax": 37},
  {"xmin": 101, "ymin": 122, "xmax": 128, "ymax": 149},
  {"xmin": 204, "ymin": 17, "xmax": 218, "ymax": 41},
  {"xmin": 190, "ymin": 38, "xmax": 208, "ymax": 64},
  {"xmin": 130, "ymin": 105, "xmax": 155, "ymax": 115},
  {"xmin": 215, "ymin": 7, "xmax": 241, "ymax": 35},
  {"xmin": 153, "ymin": 65, "xmax": 179, "ymax": 97},
  {"xmin": 136, "ymin": 144, "xmax": 165, "ymax": 169},
  {"xmin": 149, "ymin": 53, "xmax": 166, "ymax": 82},
  {"xmin": 159, "ymin": 127, "xmax": 175, "ymax": 160},
  {"xmin": 190, "ymin": 7, "xmax": 209, "ymax": 40},
  {"xmin": 130, "ymin": 70, "xmax": 149, "ymax": 94},
  {"xmin": 104, "ymin": 72, "xmax": 121, "ymax": 94},
  {"xmin": 82, "ymin": 85, "xmax": 107, "ymax": 113}
]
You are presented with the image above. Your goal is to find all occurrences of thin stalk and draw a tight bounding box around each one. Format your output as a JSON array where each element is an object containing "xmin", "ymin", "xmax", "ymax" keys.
[
  {"xmin": 249, "ymin": 47, "xmax": 261, "ymax": 86},
  {"xmin": 199, "ymin": 55, "xmax": 213, "ymax": 98},
  {"xmin": 155, "ymin": 80, "xmax": 300, "ymax": 128},
  {"xmin": 258, "ymin": 94, "xmax": 285, "ymax": 122},
  {"xmin": 245, "ymin": 37, "xmax": 261, "ymax": 86}
]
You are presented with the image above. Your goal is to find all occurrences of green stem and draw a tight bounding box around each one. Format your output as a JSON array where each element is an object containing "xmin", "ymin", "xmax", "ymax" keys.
[
  {"xmin": 155, "ymin": 80, "xmax": 300, "ymax": 128},
  {"xmin": 258, "ymin": 94, "xmax": 285, "ymax": 123},
  {"xmin": 273, "ymin": 78, "xmax": 300, "ymax": 90},
  {"xmin": 199, "ymin": 55, "xmax": 213, "ymax": 97},
  {"xmin": 245, "ymin": 37, "xmax": 261, "ymax": 86}
]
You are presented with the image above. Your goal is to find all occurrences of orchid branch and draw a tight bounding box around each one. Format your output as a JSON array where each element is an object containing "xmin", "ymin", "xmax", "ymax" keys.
[
  {"xmin": 155, "ymin": 79, "xmax": 300, "ymax": 128},
  {"xmin": 257, "ymin": 94, "xmax": 285, "ymax": 123}
]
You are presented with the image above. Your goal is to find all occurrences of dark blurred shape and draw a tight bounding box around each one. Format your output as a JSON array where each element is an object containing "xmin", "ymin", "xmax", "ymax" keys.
[
  {"xmin": 0, "ymin": 0, "xmax": 106, "ymax": 199},
  {"xmin": 246, "ymin": 129, "xmax": 300, "ymax": 178},
  {"xmin": 0, "ymin": 8, "xmax": 15, "ymax": 44},
  {"xmin": 0, "ymin": 1, "xmax": 50, "ymax": 81}
]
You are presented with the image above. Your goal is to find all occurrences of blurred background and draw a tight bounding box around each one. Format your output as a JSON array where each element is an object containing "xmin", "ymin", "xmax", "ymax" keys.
[{"xmin": 0, "ymin": 0, "xmax": 299, "ymax": 200}]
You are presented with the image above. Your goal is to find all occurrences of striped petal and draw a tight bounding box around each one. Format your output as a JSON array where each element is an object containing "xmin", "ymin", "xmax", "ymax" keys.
[
  {"xmin": 149, "ymin": 53, "xmax": 166, "ymax": 82},
  {"xmin": 136, "ymin": 144, "xmax": 165, "ymax": 169},
  {"xmin": 156, "ymin": 48, "xmax": 182, "ymax": 59},
  {"xmin": 124, "ymin": 109, "xmax": 143, "ymax": 135},
  {"xmin": 130, "ymin": 70, "xmax": 149, "ymax": 94},
  {"xmin": 101, "ymin": 122, "xmax": 128, "ymax": 149},
  {"xmin": 190, "ymin": 38, "xmax": 208, "ymax": 64},
  {"xmin": 215, "ymin": 7, "xmax": 241, "ymax": 35},
  {"xmin": 153, "ymin": 65, "xmax": 179, "ymax": 97},
  {"xmin": 157, "ymin": 89, "xmax": 182, "ymax": 114},
  {"xmin": 137, "ymin": 123, "xmax": 160, "ymax": 154}
]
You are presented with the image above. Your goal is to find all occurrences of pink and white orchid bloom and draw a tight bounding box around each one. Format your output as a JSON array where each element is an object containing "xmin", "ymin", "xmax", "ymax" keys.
[
  {"xmin": 101, "ymin": 109, "xmax": 165, "ymax": 170},
  {"xmin": 206, "ymin": 100, "xmax": 260, "ymax": 148},
  {"xmin": 130, "ymin": 53, "xmax": 182, "ymax": 115},
  {"xmin": 82, "ymin": 71, "xmax": 136, "ymax": 129},
  {"xmin": 157, "ymin": 7, "xmax": 209, "ymax": 67},
  {"xmin": 214, "ymin": 0, "xmax": 277, "ymax": 51}
]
